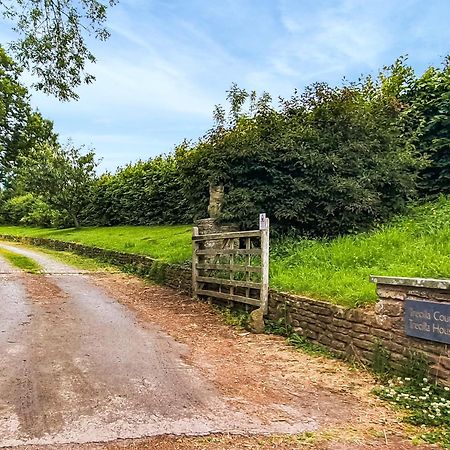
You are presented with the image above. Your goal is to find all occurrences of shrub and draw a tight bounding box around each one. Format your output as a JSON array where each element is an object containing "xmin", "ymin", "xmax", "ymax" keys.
[
  {"xmin": 177, "ymin": 73, "xmax": 423, "ymax": 237},
  {"xmin": 0, "ymin": 193, "xmax": 59, "ymax": 226}
]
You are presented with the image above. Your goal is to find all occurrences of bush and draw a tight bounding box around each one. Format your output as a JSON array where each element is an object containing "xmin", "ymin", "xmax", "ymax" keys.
[
  {"xmin": 0, "ymin": 193, "xmax": 59, "ymax": 226},
  {"xmin": 177, "ymin": 75, "xmax": 423, "ymax": 237},
  {"xmin": 87, "ymin": 156, "xmax": 192, "ymax": 226}
]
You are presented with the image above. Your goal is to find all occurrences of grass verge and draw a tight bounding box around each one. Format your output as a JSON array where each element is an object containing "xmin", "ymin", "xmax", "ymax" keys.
[
  {"xmin": 0, "ymin": 224, "xmax": 192, "ymax": 264},
  {"xmin": 0, "ymin": 247, "xmax": 42, "ymax": 273}
]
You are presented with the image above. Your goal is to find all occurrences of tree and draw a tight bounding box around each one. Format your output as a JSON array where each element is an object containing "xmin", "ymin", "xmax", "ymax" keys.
[
  {"xmin": 18, "ymin": 142, "xmax": 98, "ymax": 227},
  {"xmin": 5, "ymin": 110, "xmax": 57, "ymax": 173},
  {"xmin": 0, "ymin": 0, "xmax": 118, "ymax": 101},
  {"xmin": 0, "ymin": 45, "xmax": 57, "ymax": 184},
  {"xmin": 403, "ymin": 58, "xmax": 450, "ymax": 197}
]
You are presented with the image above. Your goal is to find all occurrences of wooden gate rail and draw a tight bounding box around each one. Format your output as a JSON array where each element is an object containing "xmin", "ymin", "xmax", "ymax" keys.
[{"xmin": 192, "ymin": 216, "xmax": 269, "ymax": 314}]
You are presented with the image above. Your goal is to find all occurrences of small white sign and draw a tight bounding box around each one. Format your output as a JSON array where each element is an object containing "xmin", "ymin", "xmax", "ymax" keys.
[{"xmin": 259, "ymin": 213, "xmax": 268, "ymax": 230}]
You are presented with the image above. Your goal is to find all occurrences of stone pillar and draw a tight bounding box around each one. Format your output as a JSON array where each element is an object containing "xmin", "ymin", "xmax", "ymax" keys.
[
  {"xmin": 195, "ymin": 218, "xmax": 239, "ymax": 253},
  {"xmin": 207, "ymin": 184, "xmax": 224, "ymax": 219},
  {"xmin": 370, "ymin": 276, "xmax": 450, "ymax": 383},
  {"xmin": 195, "ymin": 218, "xmax": 238, "ymax": 235}
]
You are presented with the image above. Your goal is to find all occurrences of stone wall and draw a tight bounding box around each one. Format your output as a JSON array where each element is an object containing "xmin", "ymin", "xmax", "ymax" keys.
[
  {"xmin": 269, "ymin": 277, "xmax": 450, "ymax": 385},
  {"xmin": 2, "ymin": 234, "xmax": 449, "ymax": 384},
  {"xmin": 0, "ymin": 235, "xmax": 192, "ymax": 294}
]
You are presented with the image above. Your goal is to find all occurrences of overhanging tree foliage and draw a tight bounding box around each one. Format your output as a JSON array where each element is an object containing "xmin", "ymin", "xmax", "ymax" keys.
[
  {"xmin": 0, "ymin": 0, "xmax": 118, "ymax": 100},
  {"xmin": 0, "ymin": 46, "xmax": 57, "ymax": 184}
]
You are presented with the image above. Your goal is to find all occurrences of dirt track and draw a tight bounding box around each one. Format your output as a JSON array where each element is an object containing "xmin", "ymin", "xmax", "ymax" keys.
[{"xmin": 0, "ymin": 243, "xmax": 436, "ymax": 449}]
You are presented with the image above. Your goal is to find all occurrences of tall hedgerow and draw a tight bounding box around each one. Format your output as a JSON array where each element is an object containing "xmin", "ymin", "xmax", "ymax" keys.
[
  {"xmin": 3, "ymin": 57, "xmax": 448, "ymax": 235},
  {"xmin": 402, "ymin": 58, "xmax": 450, "ymax": 197},
  {"xmin": 176, "ymin": 64, "xmax": 424, "ymax": 236},
  {"xmin": 87, "ymin": 155, "xmax": 191, "ymax": 226}
]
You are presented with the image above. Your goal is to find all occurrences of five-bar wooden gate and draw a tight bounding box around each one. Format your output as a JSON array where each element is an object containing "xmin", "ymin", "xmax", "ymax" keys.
[{"xmin": 192, "ymin": 215, "xmax": 269, "ymax": 314}]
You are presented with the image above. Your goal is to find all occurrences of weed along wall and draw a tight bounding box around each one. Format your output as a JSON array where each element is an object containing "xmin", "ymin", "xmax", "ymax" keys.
[{"xmin": 269, "ymin": 276, "xmax": 450, "ymax": 385}]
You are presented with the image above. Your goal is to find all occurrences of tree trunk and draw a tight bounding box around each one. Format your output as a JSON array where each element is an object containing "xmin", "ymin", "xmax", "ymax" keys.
[{"xmin": 72, "ymin": 214, "xmax": 80, "ymax": 229}]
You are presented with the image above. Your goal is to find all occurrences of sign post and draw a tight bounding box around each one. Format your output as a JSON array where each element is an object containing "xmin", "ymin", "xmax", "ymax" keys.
[{"xmin": 259, "ymin": 213, "xmax": 270, "ymax": 315}]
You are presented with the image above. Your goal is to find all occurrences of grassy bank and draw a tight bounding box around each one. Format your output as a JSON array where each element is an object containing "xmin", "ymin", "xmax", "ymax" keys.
[
  {"xmin": 0, "ymin": 196, "xmax": 448, "ymax": 307},
  {"xmin": 0, "ymin": 225, "xmax": 192, "ymax": 264},
  {"xmin": 271, "ymin": 196, "xmax": 450, "ymax": 306}
]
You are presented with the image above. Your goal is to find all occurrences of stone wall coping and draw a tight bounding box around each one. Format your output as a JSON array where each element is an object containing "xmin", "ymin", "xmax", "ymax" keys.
[{"xmin": 370, "ymin": 275, "xmax": 450, "ymax": 291}]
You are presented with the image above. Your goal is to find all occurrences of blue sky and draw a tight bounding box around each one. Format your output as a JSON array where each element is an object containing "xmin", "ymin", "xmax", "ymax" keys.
[{"xmin": 1, "ymin": 0, "xmax": 450, "ymax": 173}]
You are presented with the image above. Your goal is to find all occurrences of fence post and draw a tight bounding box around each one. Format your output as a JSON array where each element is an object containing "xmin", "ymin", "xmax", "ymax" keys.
[
  {"xmin": 192, "ymin": 226, "xmax": 199, "ymax": 300},
  {"xmin": 260, "ymin": 216, "xmax": 270, "ymax": 315}
]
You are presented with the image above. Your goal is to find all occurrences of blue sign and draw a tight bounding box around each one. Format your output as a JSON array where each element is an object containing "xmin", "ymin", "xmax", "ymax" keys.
[{"xmin": 404, "ymin": 299, "xmax": 450, "ymax": 344}]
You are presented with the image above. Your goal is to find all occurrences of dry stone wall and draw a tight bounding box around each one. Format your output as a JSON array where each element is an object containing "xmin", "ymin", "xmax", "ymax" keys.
[{"xmin": 269, "ymin": 277, "xmax": 450, "ymax": 385}]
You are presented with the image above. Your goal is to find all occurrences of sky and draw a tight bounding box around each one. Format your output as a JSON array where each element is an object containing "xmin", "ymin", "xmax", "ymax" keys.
[{"xmin": 1, "ymin": 0, "xmax": 450, "ymax": 173}]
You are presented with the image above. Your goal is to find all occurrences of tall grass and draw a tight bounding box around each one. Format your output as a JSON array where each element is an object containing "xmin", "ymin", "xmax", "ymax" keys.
[{"xmin": 270, "ymin": 196, "xmax": 450, "ymax": 307}]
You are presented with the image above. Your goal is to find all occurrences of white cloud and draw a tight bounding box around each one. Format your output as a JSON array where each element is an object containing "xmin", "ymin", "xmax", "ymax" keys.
[
  {"xmin": 274, "ymin": 0, "xmax": 392, "ymax": 83},
  {"xmin": 0, "ymin": 0, "xmax": 446, "ymax": 171}
]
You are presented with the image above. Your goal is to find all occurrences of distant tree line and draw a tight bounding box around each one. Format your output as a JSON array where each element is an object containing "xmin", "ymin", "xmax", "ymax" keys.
[{"xmin": 0, "ymin": 54, "xmax": 449, "ymax": 236}]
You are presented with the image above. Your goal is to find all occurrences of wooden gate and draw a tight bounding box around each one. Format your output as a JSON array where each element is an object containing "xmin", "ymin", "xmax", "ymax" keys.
[{"xmin": 192, "ymin": 214, "xmax": 269, "ymax": 314}]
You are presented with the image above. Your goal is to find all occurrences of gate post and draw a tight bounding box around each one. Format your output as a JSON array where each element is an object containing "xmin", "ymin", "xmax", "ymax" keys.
[
  {"xmin": 192, "ymin": 226, "xmax": 199, "ymax": 300},
  {"xmin": 260, "ymin": 215, "xmax": 270, "ymax": 315}
]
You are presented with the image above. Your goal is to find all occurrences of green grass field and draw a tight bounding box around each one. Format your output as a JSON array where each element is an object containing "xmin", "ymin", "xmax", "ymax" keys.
[{"xmin": 0, "ymin": 196, "xmax": 448, "ymax": 307}]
